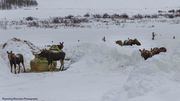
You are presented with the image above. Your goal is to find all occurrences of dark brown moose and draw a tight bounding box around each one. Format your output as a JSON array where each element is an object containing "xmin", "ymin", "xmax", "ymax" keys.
[
  {"xmin": 139, "ymin": 47, "xmax": 167, "ymax": 60},
  {"xmin": 7, "ymin": 51, "xmax": 26, "ymax": 74}
]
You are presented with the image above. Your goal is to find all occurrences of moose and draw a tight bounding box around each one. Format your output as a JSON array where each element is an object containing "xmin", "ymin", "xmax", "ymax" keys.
[
  {"xmin": 139, "ymin": 49, "xmax": 153, "ymax": 60},
  {"xmin": 139, "ymin": 47, "xmax": 167, "ymax": 60},
  {"xmin": 116, "ymin": 38, "xmax": 141, "ymax": 46},
  {"xmin": 7, "ymin": 51, "xmax": 26, "ymax": 74},
  {"xmin": 38, "ymin": 42, "xmax": 66, "ymax": 71},
  {"xmin": 57, "ymin": 42, "xmax": 64, "ymax": 50}
]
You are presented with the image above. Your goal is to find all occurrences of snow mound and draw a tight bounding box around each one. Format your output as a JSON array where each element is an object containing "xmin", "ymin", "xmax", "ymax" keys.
[
  {"xmin": 1, "ymin": 38, "xmax": 40, "ymax": 69},
  {"xmin": 0, "ymin": 56, "xmax": 11, "ymax": 78},
  {"xmin": 102, "ymin": 45, "xmax": 180, "ymax": 101},
  {"xmin": 65, "ymin": 42, "xmax": 143, "ymax": 73}
]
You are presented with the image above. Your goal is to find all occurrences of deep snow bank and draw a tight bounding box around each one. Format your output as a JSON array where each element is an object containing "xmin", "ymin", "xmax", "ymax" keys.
[
  {"xmin": 0, "ymin": 38, "xmax": 144, "ymax": 74},
  {"xmin": 0, "ymin": 56, "xmax": 11, "ymax": 77},
  {"xmin": 1, "ymin": 37, "xmax": 180, "ymax": 101},
  {"xmin": 1, "ymin": 38, "xmax": 40, "ymax": 69},
  {"xmin": 101, "ymin": 44, "xmax": 180, "ymax": 101},
  {"xmin": 65, "ymin": 42, "xmax": 143, "ymax": 73}
]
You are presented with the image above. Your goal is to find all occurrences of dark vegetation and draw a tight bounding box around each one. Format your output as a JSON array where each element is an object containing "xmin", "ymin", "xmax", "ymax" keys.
[
  {"xmin": 0, "ymin": 9, "xmax": 180, "ymax": 29},
  {"xmin": 0, "ymin": 0, "xmax": 38, "ymax": 10}
]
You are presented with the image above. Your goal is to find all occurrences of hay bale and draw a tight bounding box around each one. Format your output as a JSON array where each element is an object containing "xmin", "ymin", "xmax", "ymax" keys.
[
  {"xmin": 30, "ymin": 57, "xmax": 57, "ymax": 72},
  {"xmin": 49, "ymin": 45, "xmax": 61, "ymax": 51}
]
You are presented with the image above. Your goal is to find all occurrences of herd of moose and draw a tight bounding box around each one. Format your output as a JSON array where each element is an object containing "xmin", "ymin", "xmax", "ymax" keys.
[
  {"xmin": 6, "ymin": 37, "xmax": 167, "ymax": 74},
  {"xmin": 6, "ymin": 42, "xmax": 65, "ymax": 74},
  {"xmin": 115, "ymin": 38, "xmax": 167, "ymax": 60}
]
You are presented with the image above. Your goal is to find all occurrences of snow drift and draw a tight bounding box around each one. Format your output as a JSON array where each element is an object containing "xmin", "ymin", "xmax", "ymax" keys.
[
  {"xmin": 0, "ymin": 36, "xmax": 180, "ymax": 101},
  {"xmin": 1, "ymin": 38, "xmax": 40, "ymax": 69}
]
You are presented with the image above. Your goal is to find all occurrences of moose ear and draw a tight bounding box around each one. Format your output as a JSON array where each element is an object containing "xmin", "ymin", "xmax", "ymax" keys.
[
  {"xmin": 139, "ymin": 49, "xmax": 142, "ymax": 52},
  {"xmin": 7, "ymin": 51, "xmax": 9, "ymax": 54},
  {"xmin": 10, "ymin": 51, "xmax": 12, "ymax": 53},
  {"xmin": 60, "ymin": 42, "xmax": 64, "ymax": 45}
]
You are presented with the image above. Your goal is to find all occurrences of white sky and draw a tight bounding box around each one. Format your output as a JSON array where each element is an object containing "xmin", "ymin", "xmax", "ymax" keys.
[{"xmin": 38, "ymin": 0, "xmax": 180, "ymax": 9}]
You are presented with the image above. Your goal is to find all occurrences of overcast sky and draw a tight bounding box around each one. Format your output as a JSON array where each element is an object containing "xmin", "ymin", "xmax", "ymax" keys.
[{"xmin": 38, "ymin": 0, "xmax": 180, "ymax": 9}]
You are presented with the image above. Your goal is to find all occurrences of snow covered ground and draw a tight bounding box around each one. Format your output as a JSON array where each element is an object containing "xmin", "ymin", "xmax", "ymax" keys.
[
  {"xmin": 0, "ymin": 0, "xmax": 180, "ymax": 101},
  {"xmin": 0, "ymin": 0, "xmax": 180, "ymax": 19}
]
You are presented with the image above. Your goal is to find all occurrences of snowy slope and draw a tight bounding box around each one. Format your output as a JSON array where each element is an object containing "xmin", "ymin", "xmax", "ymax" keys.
[
  {"xmin": 1, "ymin": 38, "xmax": 40, "ymax": 69},
  {"xmin": 1, "ymin": 34, "xmax": 180, "ymax": 101}
]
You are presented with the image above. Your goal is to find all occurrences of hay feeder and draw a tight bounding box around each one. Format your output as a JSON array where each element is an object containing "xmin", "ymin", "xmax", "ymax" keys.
[{"xmin": 30, "ymin": 57, "xmax": 57, "ymax": 72}]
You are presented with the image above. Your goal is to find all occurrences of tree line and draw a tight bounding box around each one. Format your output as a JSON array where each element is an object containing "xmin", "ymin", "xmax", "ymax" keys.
[{"xmin": 0, "ymin": 0, "xmax": 38, "ymax": 9}]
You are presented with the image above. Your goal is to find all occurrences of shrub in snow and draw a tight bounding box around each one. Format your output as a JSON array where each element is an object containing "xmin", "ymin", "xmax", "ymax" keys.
[
  {"xmin": 132, "ymin": 14, "xmax": 144, "ymax": 19},
  {"xmin": 111, "ymin": 14, "xmax": 121, "ymax": 18},
  {"xmin": 176, "ymin": 9, "xmax": 180, "ymax": 13},
  {"xmin": 151, "ymin": 14, "xmax": 159, "ymax": 18},
  {"xmin": 168, "ymin": 9, "xmax": 175, "ymax": 13},
  {"xmin": 84, "ymin": 13, "xmax": 90, "ymax": 17},
  {"xmin": 27, "ymin": 21, "xmax": 39, "ymax": 27},
  {"xmin": 119, "ymin": 14, "xmax": 129, "ymax": 19},
  {"xmin": 26, "ymin": 16, "xmax": 34, "ymax": 21},
  {"xmin": 65, "ymin": 15, "xmax": 74, "ymax": 19},
  {"xmin": 103, "ymin": 13, "xmax": 111, "ymax": 18},
  {"xmin": 52, "ymin": 17, "xmax": 60, "ymax": 24},
  {"xmin": 93, "ymin": 14, "xmax": 102, "ymax": 18},
  {"xmin": 175, "ymin": 14, "xmax": 180, "ymax": 17},
  {"xmin": 167, "ymin": 14, "xmax": 175, "ymax": 19}
]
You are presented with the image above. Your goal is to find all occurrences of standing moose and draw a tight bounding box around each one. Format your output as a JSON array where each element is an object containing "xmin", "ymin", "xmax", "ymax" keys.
[
  {"xmin": 7, "ymin": 51, "xmax": 26, "ymax": 74},
  {"xmin": 38, "ymin": 42, "xmax": 66, "ymax": 71}
]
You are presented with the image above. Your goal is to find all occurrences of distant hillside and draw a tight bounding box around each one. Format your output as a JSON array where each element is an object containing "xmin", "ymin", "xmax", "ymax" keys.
[{"xmin": 0, "ymin": 0, "xmax": 38, "ymax": 10}]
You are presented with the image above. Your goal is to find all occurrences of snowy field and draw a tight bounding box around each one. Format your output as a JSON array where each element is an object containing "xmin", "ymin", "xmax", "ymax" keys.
[{"xmin": 0, "ymin": 0, "xmax": 180, "ymax": 101}]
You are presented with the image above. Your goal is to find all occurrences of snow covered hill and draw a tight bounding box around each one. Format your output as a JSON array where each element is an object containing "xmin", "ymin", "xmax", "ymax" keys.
[
  {"xmin": 1, "ymin": 38, "xmax": 40, "ymax": 69},
  {"xmin": 0, "ymin": 33, "xmax": 180, "ymax": 101}
]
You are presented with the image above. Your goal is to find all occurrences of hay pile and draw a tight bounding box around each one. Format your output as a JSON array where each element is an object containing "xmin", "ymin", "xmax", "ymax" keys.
[
  {"xmin": 49, "ymin": 45, "xmax": 61, "ymax": 52},
  {"xmin": 30, "ymin": 57, "xmax": 57, "ymax": 72},
  {"xmin": 30, "ymin": 45, "xmax": 62, "ymax": 72}
]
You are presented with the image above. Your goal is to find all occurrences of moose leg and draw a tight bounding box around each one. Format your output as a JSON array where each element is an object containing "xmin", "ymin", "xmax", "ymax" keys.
[
  {"xmin": 10, "ymin": 63, "xmax": 13, "ymax": 73},
  {"xmin": 48, "ymin": 64, "xmax": 51, "ymax": 71},
  {"xmin": 18, "ymin": 64, "xmax": 21, "ymax": 73},
  {"xmin": 60, "ymin": 60, "xmax": 64, "ymax": 71},
  {"xmin": 59, "ymin": 60, "xmax": 62, "ymax": 71},
  {"xmin": 49, "ymin": 64, "xmax": 53, "ymax": 71},
  {"xmin": 51, "ymin": 64, "xmax": 54, "ymax": 71},
  {"xmin": 22, "ymin": 62, "xmax": 26, "ymax": 72},
  {"xmin": 14, "ymin": 64, "xmax": 16, "ymax": 74},
  {"xmin": 48, "ymin": 60, "xmax": 52, "ymax": 71}
]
